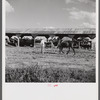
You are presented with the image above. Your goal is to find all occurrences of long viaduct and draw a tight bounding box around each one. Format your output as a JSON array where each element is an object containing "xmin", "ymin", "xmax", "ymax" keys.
[{"xmin": 6, "ymin": 28, "xmax": 96, "ymax": 47}]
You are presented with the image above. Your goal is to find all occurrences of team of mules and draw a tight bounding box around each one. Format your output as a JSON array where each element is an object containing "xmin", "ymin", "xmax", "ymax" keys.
[
  {"xmin": 6, "ymin": 36, "xmax": 93, "ymax": 55},
  {"xmin": 57, "ymin": 38, "xmax": 75, "ymax": 55}
]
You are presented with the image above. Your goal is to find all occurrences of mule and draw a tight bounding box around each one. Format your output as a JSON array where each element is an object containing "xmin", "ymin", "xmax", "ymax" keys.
[{"xmin": 57, "ymin": 39, "xmax": 75, "ymax": 55}]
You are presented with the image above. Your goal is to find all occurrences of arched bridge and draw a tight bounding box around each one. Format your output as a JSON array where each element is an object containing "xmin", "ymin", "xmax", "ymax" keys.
[{"xmin": 6, "ymin": 28, "xmax": 96, "ymax": 47}]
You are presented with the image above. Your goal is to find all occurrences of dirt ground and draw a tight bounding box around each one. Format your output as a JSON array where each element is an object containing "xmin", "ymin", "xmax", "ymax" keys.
[{"xmin": 5, "ymin": 44, "xmax": 96, "ymax": 71}]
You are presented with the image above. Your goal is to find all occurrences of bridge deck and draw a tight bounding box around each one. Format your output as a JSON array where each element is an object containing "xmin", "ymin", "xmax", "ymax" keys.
[{"xmin": 6, "ymin": 28, "xmax": 96, "ymax": 35}]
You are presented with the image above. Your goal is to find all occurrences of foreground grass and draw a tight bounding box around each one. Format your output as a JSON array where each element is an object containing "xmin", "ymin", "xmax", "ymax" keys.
[{"xmin": 6, "ymin": 65, "xmax": 95, "ymax": 82}]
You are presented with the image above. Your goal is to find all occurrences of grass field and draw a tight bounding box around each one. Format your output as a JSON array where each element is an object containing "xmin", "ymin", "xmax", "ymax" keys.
[{"xmin": 5, "ymin": 45, "xmax": 96, "ymax": 82}]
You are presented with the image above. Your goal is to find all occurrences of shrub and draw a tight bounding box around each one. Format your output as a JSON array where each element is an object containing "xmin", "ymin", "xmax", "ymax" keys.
[{"xmin": 5, "ymin": 65, "xmax": 95, "ymax": 82}]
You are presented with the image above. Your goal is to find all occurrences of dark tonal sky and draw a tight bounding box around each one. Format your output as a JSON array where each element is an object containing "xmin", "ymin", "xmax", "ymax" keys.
[{"xmin": 6, "ymin": 0, "xmax": 96, "ymax": 29}]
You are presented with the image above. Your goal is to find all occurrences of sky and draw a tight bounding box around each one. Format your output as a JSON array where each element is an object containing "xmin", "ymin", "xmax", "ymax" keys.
[{"xmin": 5, "ymin": 0, "xmax": 96, "ymax": 29}]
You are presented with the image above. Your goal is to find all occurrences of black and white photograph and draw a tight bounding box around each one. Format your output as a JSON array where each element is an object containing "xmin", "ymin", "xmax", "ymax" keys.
[{"xmin": 5, "ymin": 0, "xmax": 97, "ymax": 83}]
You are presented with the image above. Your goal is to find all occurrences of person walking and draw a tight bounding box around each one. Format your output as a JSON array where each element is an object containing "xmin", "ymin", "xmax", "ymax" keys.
[{"xmin": 40, "ymin": 39, "xmax": 46, "ymax": 54}]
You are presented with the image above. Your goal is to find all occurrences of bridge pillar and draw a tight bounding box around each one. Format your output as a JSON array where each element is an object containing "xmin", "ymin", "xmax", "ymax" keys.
[
  {"xmin": 16, "ymin": 34, "xmax": 21, "ymax": 47},
  {"xmin": 6, "ymin": 35, "xmax": 12, "ymax": 46},
  {"xmin": 7, "ymin": 35, "xmax": 13, "ymax": 39},
  {"xmin": 88, "ymin": 34, "xmax": 96, "ymax": 39},
  {"xmin": 7, "ymin": 34, "xmax": 14, "ymax": 42},
  {"xmin": 57, "ymin": 35, "xmax": 64, "ymax": 40},
  {"xmin": 49, "ymin": 35, "xmax": 55, "ymax": 48},
  {"xmin": 31, "ymin": 34, "xmax": 37, "ymax": 47},
  {"xmin": 45, "ymin": 35, "xmax": 50, "ymax": 42},
  {"xmin": 78, "ymin": 41, "xmax": 81, "ymax": 49}
]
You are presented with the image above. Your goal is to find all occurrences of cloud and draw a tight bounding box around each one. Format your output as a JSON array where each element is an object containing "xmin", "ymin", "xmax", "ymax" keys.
[
  {"xmin": 69, "ymin": 10, "xmax": 96, "ymax": 25},
  {"xmin": 36, "ymin": 22, "xmax": 41, "ymax": 26},
  {"xmin": 78, "ymin": 0, "xmax": 96, "ymax": 6},
  {"xmin": 80, "ymin": 22, "xmax": 96, "ymax": 28},
  {"xmin": 78, "ymin": 0, "xmax": 90, "ymax": 3},
  {"xmin": 43, "ymin": 26, "xmax": 55, "ymax": 29},
  {"xmin": 69, "ymin": 10, "xmax": 96, "ymax": 28},
  {"xmin": 78, "ymin": 0, "xmax": 95, "ymax": 3},
  {"xmin": 6, "ymin": 0, "xmax": 14, "ymax": 13},
  {"xmin": 63, "ymin": 7, "xmax": 78, "ymax": 11},
  {"xmin": 65, "ymin": 0, "xmax": 96, "ymax": 6},
  {"xmin": 65, "ymin": 0, "xmax": 74, "ymax": 4}
]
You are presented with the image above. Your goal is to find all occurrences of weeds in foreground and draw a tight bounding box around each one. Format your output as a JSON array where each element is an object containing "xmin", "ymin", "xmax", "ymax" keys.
[{"xmin": 6, "ymin": 65, "xmax": 95, "ymax": 82}]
